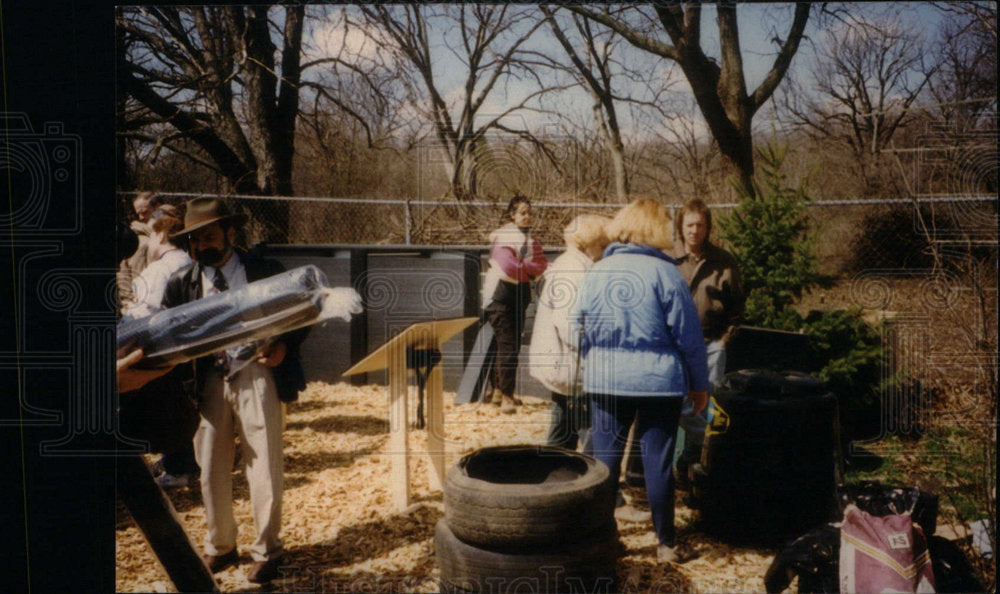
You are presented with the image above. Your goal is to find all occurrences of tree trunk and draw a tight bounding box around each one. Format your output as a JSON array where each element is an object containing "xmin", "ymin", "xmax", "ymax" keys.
[
  {"xmin": 231, "ymin": 6, "xmax": 303, "ymax": 242},
  {"xmin": 594, "ymin": 101, "xmax": 629, "ymax": 202},
  {"xmin": 676, "ymin": 57, "xmax": 755, "ymax": 196},
  {"xmin": 118, "ymin": 6, "xmax": 306, "ymax": 242}
]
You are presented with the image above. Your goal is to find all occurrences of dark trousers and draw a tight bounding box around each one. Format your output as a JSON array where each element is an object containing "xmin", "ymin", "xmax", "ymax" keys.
[
  {"xmin": 161, "ymin": 446, "xmax": 199, "ymax": 476},
  {"xmin": 547, "ymin": 392, "xmax": 592, "ymax": 454},
  {"xmin": 119, "ymin": 373, "xmax": 200, "ymax": 475},
  {"xmin": 485, "ymin": 297, "xmax": 529, "ymax": 396},
  {"xmin": 589, "ymin": 394, "xmax": 683, "ymax": 546}
]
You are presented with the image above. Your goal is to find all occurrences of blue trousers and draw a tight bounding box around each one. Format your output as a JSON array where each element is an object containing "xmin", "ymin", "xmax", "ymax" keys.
[{"xmin": 589, "ymin": 394, "xmax": 683, "ymax": 546}]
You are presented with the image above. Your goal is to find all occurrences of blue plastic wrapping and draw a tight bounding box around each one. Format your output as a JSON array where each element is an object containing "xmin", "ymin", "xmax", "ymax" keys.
[{"xmin": 117, "ymin": 264, "xmax": 361, "ymax": 368}]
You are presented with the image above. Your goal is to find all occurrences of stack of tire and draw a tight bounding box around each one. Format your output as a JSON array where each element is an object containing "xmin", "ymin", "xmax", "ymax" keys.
[
  {"xmin": 691, "ymin": 369, "xmax": 840, "ymax": 544},
  {"xmin": 437, "ymin": 445, "xmax": 620, "ymax": 593}
]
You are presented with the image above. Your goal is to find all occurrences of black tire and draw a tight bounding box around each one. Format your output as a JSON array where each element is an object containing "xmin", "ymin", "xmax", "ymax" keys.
[
  {"xmin": 696, "ymin": 370, "xmax": 840, "ymax": 543},
  {"xmin": 435, "ymin": 520, "xmax": 618, "ymax": 594},
  {"xmin": 444, "ymin": 445, "xmax": 615, "ymax": 548}
]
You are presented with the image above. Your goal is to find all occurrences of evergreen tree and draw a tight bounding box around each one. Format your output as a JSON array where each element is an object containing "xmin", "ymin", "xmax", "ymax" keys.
[
  {"xmin": 720, "ymin": 142, "xmax": 888, "ymax": 438},
  {"xmin": 720, "ymin": 141, "xmax": 824, "ymax": 329}
]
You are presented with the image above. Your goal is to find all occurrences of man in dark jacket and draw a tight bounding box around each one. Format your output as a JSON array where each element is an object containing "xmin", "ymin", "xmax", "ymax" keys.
[
  {"xmin": 671, "ymin": 198, "xmax": 744, "ymax": 488},
  {"xmin": 162, "ymin": 197, "xmax": 307, "ymax": 584}
]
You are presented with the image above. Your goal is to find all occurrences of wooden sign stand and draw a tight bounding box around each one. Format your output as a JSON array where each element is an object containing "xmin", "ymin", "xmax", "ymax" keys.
[{"xmin": 341, "ymin": 317, "xmax": 478, "ymax": 511}]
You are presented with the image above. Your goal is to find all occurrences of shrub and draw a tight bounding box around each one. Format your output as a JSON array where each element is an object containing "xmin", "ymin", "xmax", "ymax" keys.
[
  {"xmin": 848, "ymin": 204, "xmax": 936, "ymax": 271},
  {"xmin": 720, "ymin": 142, "xmax": 894, "ymax": 438},
  {"xmin": 800, "ymin": 308, "xmax": 884, "ymax": 412}
]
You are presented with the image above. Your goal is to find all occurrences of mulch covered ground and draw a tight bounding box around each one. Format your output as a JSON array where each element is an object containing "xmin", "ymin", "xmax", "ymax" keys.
[{"xmin": 116, "ymin": 382, "xmax": 784, "ymax": 593}]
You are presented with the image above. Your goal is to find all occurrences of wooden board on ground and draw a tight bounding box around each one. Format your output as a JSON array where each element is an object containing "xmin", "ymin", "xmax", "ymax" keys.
[{"xmin": 455, "ymin": 320, "xmax": 495, "ymax": 405}]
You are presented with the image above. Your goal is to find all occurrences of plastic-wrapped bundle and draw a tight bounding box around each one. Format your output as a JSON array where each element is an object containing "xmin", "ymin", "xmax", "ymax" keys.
[{"xmin": 117, "ymin": 264, "xmax": 362, "ymax": 368}]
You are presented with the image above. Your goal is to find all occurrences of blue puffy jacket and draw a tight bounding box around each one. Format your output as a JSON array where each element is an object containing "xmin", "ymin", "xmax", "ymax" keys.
[{"xmin": 572, "ymin": 242, "xmax": 709, "ymax": 397}]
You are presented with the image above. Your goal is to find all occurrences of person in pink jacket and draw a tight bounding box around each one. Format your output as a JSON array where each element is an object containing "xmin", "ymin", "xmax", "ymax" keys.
[{"xmin": 481, "ymin": 195, "xmax": 548, "ymax": 413}]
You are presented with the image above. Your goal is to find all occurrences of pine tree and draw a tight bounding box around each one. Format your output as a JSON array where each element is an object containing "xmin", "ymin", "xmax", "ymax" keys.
[
  {"xmin": 720, "ymin": 142, "xmax": 887, "ymax": 439},
  {"xmin": 720, "ymin": 141, "xmax": 823, "ymax": 329}
]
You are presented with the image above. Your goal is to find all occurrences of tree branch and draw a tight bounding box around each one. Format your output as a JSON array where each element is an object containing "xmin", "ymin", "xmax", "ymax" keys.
[
  {"xmin": 565, "ymin": 4, "xmax": 678, "ymax": 59},
  {"xmin": 750, "ymin": 3, "xmax": 811, "ymax": 113}
]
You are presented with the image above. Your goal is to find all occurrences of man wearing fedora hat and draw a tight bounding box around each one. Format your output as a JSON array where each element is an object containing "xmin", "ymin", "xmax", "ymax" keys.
[{"xmin": 162, "ymin": 197, "xmax": 308, "ymax": 584}]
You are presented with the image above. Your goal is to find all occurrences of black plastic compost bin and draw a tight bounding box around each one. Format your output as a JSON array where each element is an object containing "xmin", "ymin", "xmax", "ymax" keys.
[{"xmin": 691, "ymin": 369, "xmax": 839, "ymax": 544}]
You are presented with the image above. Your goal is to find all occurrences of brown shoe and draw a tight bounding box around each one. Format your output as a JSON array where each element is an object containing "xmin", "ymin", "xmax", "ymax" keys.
[
  {"xmin": 202, "ymin": 549, "xmax": 239, "ymax": 573},
  {"xmin": 247, "ymin": 556, "xmax": 284, "ymax": 584}
]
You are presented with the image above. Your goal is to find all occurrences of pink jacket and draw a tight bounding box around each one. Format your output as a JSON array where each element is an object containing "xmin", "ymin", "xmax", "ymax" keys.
[{"xmin": 481, "ymin": 223, "xmax": 547, "ymax": 307}]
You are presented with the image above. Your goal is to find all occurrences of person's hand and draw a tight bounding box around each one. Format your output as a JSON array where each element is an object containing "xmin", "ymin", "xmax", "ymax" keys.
[
  {"xmin": 687, "ymin": 390, "xmax": 708, "ymax": 416},
  {"xmin": 256, "ymin": 341, "xmax": 287, "ymax": 367},
  {"xmin": 117, "ymin": 349, "xmax": 173, "ymax": 392}
]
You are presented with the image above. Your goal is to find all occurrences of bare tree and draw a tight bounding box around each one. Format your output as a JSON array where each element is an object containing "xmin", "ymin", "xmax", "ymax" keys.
[
  {"xmin": 356, "ymin": 4, "xmax": 564, "ymax": 200},
  {"xmin": 294, "ymin": 7, "xmax": 419, "ymax": 198},
  {"xmin": 566, "ymin": 3, "xmax": 810, "ymax": 195},
  {"xmin": 779, "ymin": 9, "xmax": 933, "ymax": 192},
  {"xmin": 929, "ymin": 1, "xmax": 998, "ymax": 128},
  {"xmin": 117, "ymin": 5, "xmax": 305, "ymax": 241},
  {"xmin": 540, "ymin": 5, "xmax": 632, "ymax": 201},
  {"xmin": 631, "ymin": 102, "xmax": 725, "ymax": 203}
]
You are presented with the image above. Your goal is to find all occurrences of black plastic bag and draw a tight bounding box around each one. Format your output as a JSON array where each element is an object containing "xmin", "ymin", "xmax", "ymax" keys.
[{"xmin": 764, "ymin": 481, "xmax": 983, "ymax": 593}]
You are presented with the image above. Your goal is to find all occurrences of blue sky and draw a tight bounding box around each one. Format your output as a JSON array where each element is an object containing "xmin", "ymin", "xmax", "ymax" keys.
[{"xmin": 301, "ymin": 3, "xmax": 950, "ymax": 141}]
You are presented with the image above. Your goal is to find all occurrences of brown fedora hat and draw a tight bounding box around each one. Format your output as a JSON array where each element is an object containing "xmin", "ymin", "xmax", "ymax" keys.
[{"xmin": 172, "ymin": 197, "xmax": 248, "ymax": 238}]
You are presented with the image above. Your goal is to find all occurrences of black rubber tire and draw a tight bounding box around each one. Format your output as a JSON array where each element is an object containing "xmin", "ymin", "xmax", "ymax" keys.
[
  {"xmin": 696, "ymin": 370, "xmax": 840, "ymax": 544},
  {"xmin": 724, "ymin": 368, "xmax": 829, "ymax": 399},
  {"xmin": 444, "ymin": 445, "xmax": 615, "ymax": 548},
  {"xmin": 435, "ymin": 520, "xmax": 619, "ymax": 593}
]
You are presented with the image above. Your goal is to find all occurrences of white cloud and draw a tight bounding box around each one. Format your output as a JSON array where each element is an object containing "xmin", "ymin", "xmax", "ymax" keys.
[{"xmin": 306, "ymin": 12, "xmax": 385, "ymax": 64}]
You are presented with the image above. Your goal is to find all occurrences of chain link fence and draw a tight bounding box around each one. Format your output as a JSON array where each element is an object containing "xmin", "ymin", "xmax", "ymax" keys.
[{"xmin": 120, "ymin": 191, "xmax": 997, "ymax": 277}]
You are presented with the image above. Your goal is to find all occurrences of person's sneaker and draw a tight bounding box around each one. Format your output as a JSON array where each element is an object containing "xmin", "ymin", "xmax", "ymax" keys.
[
  {"xmin": 500, "ymin": 394, "xmax": 517, "ymax": 414},
  {"xmin": 615, "ymin": 505, "xmax": 652, "ymax": 523},
  {"xmin": 481, "ymin": 388, "xmax": 503, "ymax": 406},
  {"xmin": 657, "ymin": 544, "xmax": 679, "ymax": 563},
  {"xmin": 155, "ymin": 472, "xmax": 194, "ymax": 489},
  {"xmin": 657, "ymin": 542, "xmax": 697, "ymax": 564}
]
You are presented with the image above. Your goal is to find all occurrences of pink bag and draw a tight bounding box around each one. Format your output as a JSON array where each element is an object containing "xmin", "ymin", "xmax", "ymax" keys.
[{"xmin": 839, "ymin": 503, "xmax": 936, "ymax": 593}]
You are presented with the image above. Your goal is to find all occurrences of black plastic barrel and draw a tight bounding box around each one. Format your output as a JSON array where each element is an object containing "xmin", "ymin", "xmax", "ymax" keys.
[{"xmin": 692, "ymin": 369, "xmax": 839, "ymax": 544}]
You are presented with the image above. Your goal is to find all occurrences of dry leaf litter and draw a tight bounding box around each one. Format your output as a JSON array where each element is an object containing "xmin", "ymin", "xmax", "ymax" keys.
[{"xmin": 117, "ymin": 381, "xmax": 794, "ymax": 593}]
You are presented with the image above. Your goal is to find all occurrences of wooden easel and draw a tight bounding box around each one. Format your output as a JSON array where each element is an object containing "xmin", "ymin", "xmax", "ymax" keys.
[{"xmin": 341, "ymin": 317, "xmax": 478, "ymax": 511}]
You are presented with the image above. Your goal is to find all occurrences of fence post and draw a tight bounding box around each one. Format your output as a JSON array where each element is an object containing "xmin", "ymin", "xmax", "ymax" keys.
[
  {"xmin": 349, "ymin": 248, "xmax": 368, "ymax": 385},
  {"xmin": 463, "ymin": 250, "xmax": 482, "ymax": 362},
  {"xmin": 405, "ymin": 200, "xmax": 412, "ymax": 245}
]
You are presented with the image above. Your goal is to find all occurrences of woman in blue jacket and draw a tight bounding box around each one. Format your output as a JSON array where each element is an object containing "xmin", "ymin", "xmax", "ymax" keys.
[{"xmin": 572, "ymin": 198, "xmax": 709, "ymax": 563}]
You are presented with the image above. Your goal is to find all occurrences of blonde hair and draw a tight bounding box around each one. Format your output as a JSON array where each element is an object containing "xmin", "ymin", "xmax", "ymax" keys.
[
  {"xmin": 605, "ymin": 198, "xmax": 673, "ymax": 250},
  {"xmin": 564, "ymin": 214, "xmax": 611, "ymax": 251}
]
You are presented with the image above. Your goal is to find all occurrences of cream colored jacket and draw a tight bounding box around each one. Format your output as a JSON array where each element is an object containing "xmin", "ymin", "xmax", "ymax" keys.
[{"xmin": 528, "ymin": 247, "xmax": 595, "ymax": 396}]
